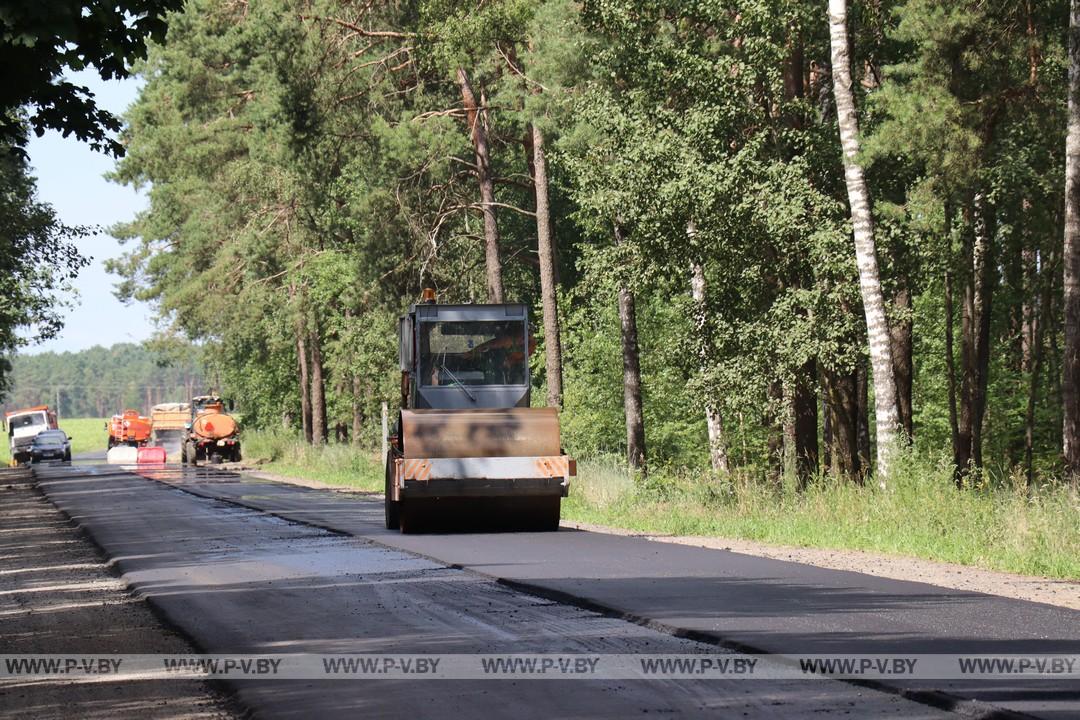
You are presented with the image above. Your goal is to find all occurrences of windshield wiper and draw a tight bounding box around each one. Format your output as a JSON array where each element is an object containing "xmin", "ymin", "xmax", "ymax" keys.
[{"xmin": 440, "ymin": 363, "xmax": 476, "ymax": 402}]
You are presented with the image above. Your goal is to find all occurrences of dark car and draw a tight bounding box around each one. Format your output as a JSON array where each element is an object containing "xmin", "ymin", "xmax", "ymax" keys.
[{"xmin": 30, "ymin": 430, "xmax": 72, "ymax": 463}]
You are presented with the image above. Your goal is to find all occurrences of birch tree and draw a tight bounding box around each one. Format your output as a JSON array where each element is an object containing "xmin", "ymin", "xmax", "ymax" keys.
[{"xmin": 827, "ymin": 0, "xmax": 900, "ymax": 480}]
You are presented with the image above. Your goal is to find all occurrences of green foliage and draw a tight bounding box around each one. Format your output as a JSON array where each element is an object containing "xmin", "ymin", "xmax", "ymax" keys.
[
  {"xmin": 0, "ymin": 0, "xmax": 182, "ymax": 154},
  {"xmin": 2, "ymin": 342, "xmax": 204, "ymax": 417},
  {"xmin": 103, "ymin": 0, "xmax": 1077, "ymax": 495}
]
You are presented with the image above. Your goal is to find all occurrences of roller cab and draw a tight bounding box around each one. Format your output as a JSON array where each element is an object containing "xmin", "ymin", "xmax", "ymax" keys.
[{"xmin": 385, "ymin": 296, "xmax": 574, "ymax": 532}]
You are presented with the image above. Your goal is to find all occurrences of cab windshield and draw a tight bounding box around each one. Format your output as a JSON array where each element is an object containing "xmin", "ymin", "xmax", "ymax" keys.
[
  {"xmin": 7, "ymin": 412, "xmax": 46, "ymax": 434},
  {"xmin": 420, "ymin": 321, "xmax": 527, "ymax": 386}
]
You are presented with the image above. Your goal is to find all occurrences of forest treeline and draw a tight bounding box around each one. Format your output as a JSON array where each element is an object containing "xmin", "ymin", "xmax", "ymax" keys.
[
  {"xmin": 91, "ymin": 0, "xmax": 1080, "ymax": 486},
  {"xmin": 1, "ymin": 344, "xmax": 205, "ymax": 418}
]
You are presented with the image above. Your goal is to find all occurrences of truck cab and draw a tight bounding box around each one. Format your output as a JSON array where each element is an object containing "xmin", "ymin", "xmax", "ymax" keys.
[{"xmin": 5, "ymin": 406, "xmax": 59, "ymax": 465}]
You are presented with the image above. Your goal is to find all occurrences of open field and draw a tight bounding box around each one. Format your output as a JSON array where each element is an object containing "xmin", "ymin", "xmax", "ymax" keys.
[
  {"xmin": 2, "ymin": 417, "xmax": 106, "ymax": 463},
  {"xmin": 243, "ymin": 430, "xmax": 1080, "ymax": 580}
]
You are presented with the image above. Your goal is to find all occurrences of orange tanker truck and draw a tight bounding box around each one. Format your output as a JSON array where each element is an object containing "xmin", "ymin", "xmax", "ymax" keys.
[
  {"xmin": 181, "ymin": 395, "xmax": 241, "ymax": 464},
  {"xmin": 106, "ymin": 410, "xmax": 153, "ymax": 449}
]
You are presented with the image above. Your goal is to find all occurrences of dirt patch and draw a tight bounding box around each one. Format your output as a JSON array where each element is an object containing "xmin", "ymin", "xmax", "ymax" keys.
[
  {"xmin": 564, "ymin": 520, "xmax": 1080, "ymax": 611},
  {"xmin": 243, "ymin": 469, "xmax": 377, "ymax": 495},
  {"xmin": 0, "ymin": 468, "xmax": 237, "ymax": 719}
]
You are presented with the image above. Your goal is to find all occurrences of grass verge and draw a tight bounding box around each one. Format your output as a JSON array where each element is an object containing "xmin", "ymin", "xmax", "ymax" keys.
[
  {"xmin": 241, "ymin": 430, "xmax": 1079, "ymax": 580},
  {"xmin": 242, "ymin": 429, "xmax": 382, "ymax": 491}
]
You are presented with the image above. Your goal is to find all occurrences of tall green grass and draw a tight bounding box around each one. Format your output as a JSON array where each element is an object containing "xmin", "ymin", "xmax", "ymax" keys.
[
  {"xmin": 564, "ymin": 448, "xmax": 1080, "ymax": 579},
  {"xmin": 243, "ymin": 429, "xmax": 382, "ymax": 491},
  {"xmin": 241, "ymin": 431, "xmax": 1078, "ymax": 579}
]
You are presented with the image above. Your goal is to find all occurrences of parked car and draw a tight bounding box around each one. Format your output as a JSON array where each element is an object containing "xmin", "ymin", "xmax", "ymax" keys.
[{"xmin": 30, "ymin": 430, "xmax": 72, "ymax": 463}]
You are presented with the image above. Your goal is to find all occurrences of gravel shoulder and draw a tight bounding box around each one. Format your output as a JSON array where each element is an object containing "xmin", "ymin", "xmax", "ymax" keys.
[
  {"xmin": 242, "ymin": 467, "xmax": 1080, "ymax": 611},
  {"xmin": 563, "ymin": 520, "xmax": 1080, "ymax": 611},
  {"xmin": 0, "ymin": 467, "xmax": 236, "ymax": 720}
]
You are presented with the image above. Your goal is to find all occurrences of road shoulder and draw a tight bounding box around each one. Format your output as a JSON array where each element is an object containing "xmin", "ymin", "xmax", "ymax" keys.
[
  {"xmin": 0, "ymin": 467, "xmax": 237, "ymax": 720},
  {"xmin": 561, "ymin": 521, "xmax": 1080, "ymax": 611},
  {"xmin": 245, "ymin": 466, "xmax": 1079, "ymax": 611}
]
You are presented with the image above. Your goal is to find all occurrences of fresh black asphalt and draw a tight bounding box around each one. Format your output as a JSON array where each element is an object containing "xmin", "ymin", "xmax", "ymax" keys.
[{"xmin": 30, "ymin": 461, "xmax": 1080, "ymax": 718}]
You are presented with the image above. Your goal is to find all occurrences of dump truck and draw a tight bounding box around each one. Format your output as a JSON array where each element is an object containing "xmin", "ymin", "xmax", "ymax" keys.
[
  {"xmin": 181, "ymin": 394, "xmax": 241, "ymax": 464},
  {"xmin": 384, "ymin": 291, "xmax": 575, "ymax": 532},
  {"xmin": 151, "ymin": 402, "xmax": 190, "ymax": 455},
  {"xmin": 106, "ymin": 409, "xmax": 153, "ymax": 449},
  {"xmin": 5, "ymin": 405, "xmax": 59, "ymax": 465}
]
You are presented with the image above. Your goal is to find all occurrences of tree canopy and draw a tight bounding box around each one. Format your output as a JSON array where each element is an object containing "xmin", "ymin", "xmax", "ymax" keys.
[{"xmin": 97, "ymin": 0, "xmax": 1079, "ymax": 486}]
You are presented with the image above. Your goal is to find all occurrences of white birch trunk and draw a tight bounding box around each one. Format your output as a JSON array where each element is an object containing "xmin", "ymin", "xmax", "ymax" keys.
[
  {"xmin": 690, "ymin": 258, "xmax": 730, "ymax": 473},
  {"xmin": 828, "ymin": 0, "xmax": 900, "ymax": 481}
]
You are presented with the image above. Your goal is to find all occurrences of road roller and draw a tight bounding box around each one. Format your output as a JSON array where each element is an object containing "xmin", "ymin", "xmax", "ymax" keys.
[{"xmin": 385, "ymin": 290, "xmax": 575, "ymax": 532}]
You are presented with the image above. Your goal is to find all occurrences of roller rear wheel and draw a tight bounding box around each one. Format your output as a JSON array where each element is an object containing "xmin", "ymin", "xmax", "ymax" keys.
[{"xmin": 525, "ymin": 497, "xmax": 561, "ymax": 532}]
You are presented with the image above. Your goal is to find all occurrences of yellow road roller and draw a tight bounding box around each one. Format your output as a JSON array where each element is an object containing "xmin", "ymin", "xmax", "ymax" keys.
[{"xmin": 385, "ymin": 291, "xmax": 574, "ymax": 532}]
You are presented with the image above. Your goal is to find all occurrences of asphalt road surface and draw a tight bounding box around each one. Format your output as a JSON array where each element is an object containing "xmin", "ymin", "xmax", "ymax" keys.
[{"xmin": 27, "ymin": 461, "xmax": 1080, "ymax": 719}]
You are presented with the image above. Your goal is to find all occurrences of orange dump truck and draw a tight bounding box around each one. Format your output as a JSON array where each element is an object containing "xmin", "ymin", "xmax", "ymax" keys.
[
  {"xmin": 150, "ymin": 402, "xmax": 190, "ymax": 454},
  {"xmin": 106, "ymin": 410, "xmax": 153, "ymax": 449}
]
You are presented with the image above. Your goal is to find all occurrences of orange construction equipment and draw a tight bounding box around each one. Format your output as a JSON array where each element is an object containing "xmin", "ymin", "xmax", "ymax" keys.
[
  {"xmin": 384, "ymin": 294, "xmax": 574, "ymax": 533},
  {"xmin": 106, "ymin": 410, "xmax": 153, "ymax": 449},
  {"xmin": 181, "ymin": 395, "xmax": 241, "ymax": 464}
]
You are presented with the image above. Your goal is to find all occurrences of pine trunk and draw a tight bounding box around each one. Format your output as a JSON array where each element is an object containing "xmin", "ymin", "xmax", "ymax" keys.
[
  {"xmin": 957, "ymin": 244, "xmax": 975, "ymax": 478},
  {"xmin": 352, "ymin": 374, "xmax": 363, "ymax": 446},
  {"xmin": 1064, "ymin": 0, "xmax": 1080, "ymax": 483},
  {"xmin": 309, "ymin": 326, "xmax": 327, "ymax": 446},
  {"xmin": 794, "ymin": 359, "xmax": 819, "ymax": 488},
  {"xmin": 971, "ymin": 194, "xmax": 994, "ymax": 470},
  {"xmin": 891, "ymin": 286, "xmax": 913, "ymax": 440},
  {"xmin": 614, "ymin": 223, "xmax": 647, "ymax": 475},
  {"xmin": 1021, "ymin": 245, "xmax": 1037, "ymax": 374},
  {"xmin": 766, "ymin": 380, "xmax": 785, "ymax": 487},
  {"xmin": 458, "ymin": 67, "xmax": 504, "ymax": 303},
  {"xmin": 856, "ymin": 359, "xmax": 871, "ymax": 479},
  {"xmin": 828, "ymin": 0, "xmax": 900, "ymax": 481},
  {"xmin": 1026, "ymin": 251, "xmax": 1052, "ymax": 484},
  {"xmin": 296, "ymin": 321, "xmax": 313, "ymax": 445},
  {"xmin": 531, "ymin": 123, "xmax": 563, "ymax": 408},
  {"xmin": 823, "ymin": 366, "xmax": 860, "ymax": 481},
  {"xmin": 944, "ymin": 271, "xmax": 961, "ymax": 483}
]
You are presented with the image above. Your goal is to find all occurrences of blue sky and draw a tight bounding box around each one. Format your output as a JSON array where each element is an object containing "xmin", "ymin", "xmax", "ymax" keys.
[{"xmin": 22, "ymin": 70, "xmax": 156, "ymax": 355}]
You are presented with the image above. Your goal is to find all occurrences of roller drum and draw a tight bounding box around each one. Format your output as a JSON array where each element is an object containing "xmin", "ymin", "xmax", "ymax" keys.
[{"xmin": 401, "ymin": 408, "xmax": 561, "ymax": 459}]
